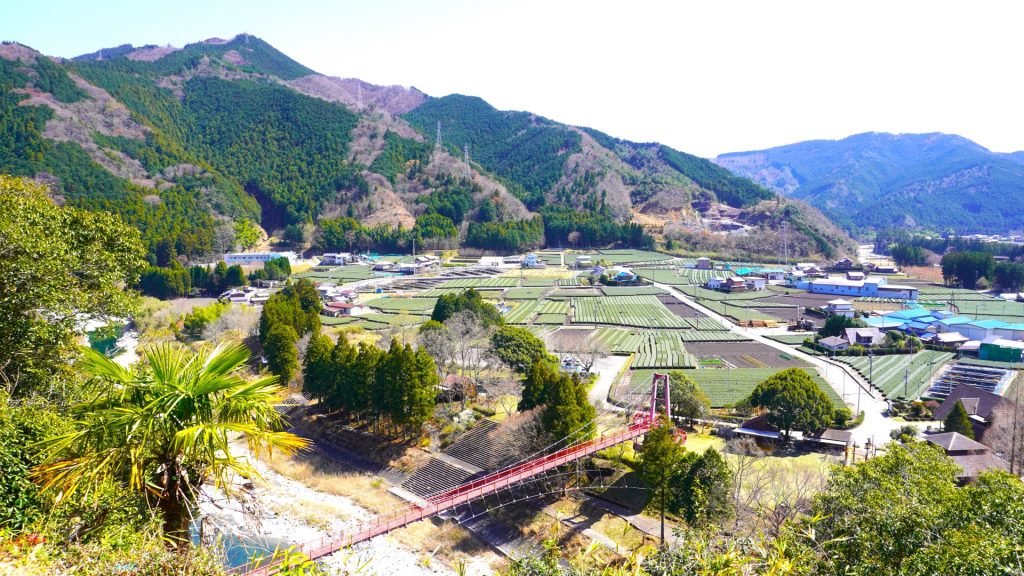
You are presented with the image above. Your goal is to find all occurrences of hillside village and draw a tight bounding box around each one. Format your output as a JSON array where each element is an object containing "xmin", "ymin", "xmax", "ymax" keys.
[{"xmin": 3, "ymin": 9, "xmax": 1024, "ymax": 576}]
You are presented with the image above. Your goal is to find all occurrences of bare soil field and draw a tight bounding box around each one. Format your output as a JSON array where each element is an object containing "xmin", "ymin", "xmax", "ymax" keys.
[{"xmin": 656, "ymin": 294, "xmax": 704, "ymax": 318}]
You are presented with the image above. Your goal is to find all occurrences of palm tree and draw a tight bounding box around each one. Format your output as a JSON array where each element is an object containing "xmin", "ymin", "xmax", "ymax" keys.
[{"xmin": 35, "ymin": 343, "xmax": 309, "ymax": 544}]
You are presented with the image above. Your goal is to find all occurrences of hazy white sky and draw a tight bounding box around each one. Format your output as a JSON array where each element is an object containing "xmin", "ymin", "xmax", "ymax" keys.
[{"xmin": 5, "ymin": 0, "xmax": 1023, "ymax": 157}]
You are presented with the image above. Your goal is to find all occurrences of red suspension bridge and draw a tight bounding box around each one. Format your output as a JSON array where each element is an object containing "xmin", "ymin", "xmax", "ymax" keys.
[{"xmin": 240, "ymin": 373, "xmax": 679, "ymax": 575}]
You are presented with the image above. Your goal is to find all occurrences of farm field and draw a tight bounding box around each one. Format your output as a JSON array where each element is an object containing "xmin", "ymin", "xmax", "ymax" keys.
[
  {"xmin": 676, "ymin": 286, "xmax": 777, "ymax": 302},
  {"xmin": 634, "ymin": 268, "xmax": 693, "ymax": 285},
  {"xmin": 437, "ymin": 277, "xmax": 518, "ymax": 289},
  {"xmin": 364, "ymin": 296, "xmax": 438, "ymax": 314},
  {"xmin": 504, "ymin": 287, "xmax": 549, "ymax": 300},
  {"xmin": 631, "ymin": 333, "xmax": 698, "ymax": 369},
  {"xmin": 835, "ymin": 351, "xmax": 955, "ymax": 399},
  {"xmin": 503, "ymin": 300, "xmax": 570, "ymax": 324},
  {"xmin": 293, "ymin": 266, "xmax": 374, "ymax": 282},
  {"xmin": 684, "ymin": 341, "xmax": 810, "ymax": 369},
  {"xmin": 696, "ymin": 300, "xmax": 783, "ymax": 322},
  {"xmin": 600, "ymin": 286, "xmax": 668, "ymax": 296},
  {"xmin": 625, "ymin": 367, "xmax": 842, "ymax": 408},
  {"xmin": 765, "ymin": 333, "xmax": 815, "ymax": 345},
  {"xmin": 589, "ymin": 249, "xmax": 674, "ymax": 264},
  {"xmin": 573, "ymin": 295, "xmax": 690, "ymax": 328}
]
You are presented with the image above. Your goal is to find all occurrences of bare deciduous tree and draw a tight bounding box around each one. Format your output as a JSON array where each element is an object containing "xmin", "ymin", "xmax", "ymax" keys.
[
  {"xmin": 565, "ymin": 336, "xmax": 610, "ymax": 374},
  {"xmin": 989, "ymin": 374, "xmax": 1024, "ymax": 474},
  {"xmin": 202, "ymin": 304, "xmax": 261, "ymax": 343}
]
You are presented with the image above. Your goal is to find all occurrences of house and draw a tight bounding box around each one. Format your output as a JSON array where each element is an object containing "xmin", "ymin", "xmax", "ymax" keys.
[
  {"xmin": 218, "ymin": 287, "xmax": 259, "ymax": 304},
  {"xmin": 224, "ymin": 251, "xmax": 298, "ymax": 265},
  {"xmin": 979, "ymin": 338, "xmax": 1024, "ymax": 363},
  {"xmin": 320, "ymin": 252, "xmax": 351, "ymax": 266},
  {"xmin": 759, "ymin": 269, "xmax": 787, "ymax": 282},
  {"xmin": 845, "ymin": 271, "xmax": 865, "ymax": 281},
  {"xmin": 573, "ymin": 255, "xmax": 593, "ymax": 270},
  {"xmin": 924, "ymin": 432, "xmax": 1009, "ymax": 482},
  {"xmin": 832, "ymin": 257, "xmax": 855, "ymax": 270},
  {"xmin": 521, "ymin": 253, "xmax": 546, "ymax": 269},
  {"xmin": 322, "ymin": 302, "xmax": 370, "ymax": 317},
  {"xmin": 706, "ymin": 277, "xmax": 725, "ymax": 290},
  {"xmin": 825, "ymin": 299, "xmax": 855, "ymax": 318},
  {"xmin": 414, "ymin": 254, "xmax": 440, "ymax": 270},
  {"xmin": 611, "ymin": 270, "xmax": 638, "ymax": 285},
  {"xmin": 744, "ymin": 277, "xmax": 767, "ymax": 291},
  {"xmin": 397, "ymin": 262, "xmax": 421, "ymax": 275},
  {"xmin": 590, "ymin": 265, "xmax": 607, "ymax": 278},
  {"xmin": 928, "ymin": 332, "xmax": 969, "ymax": 349},
  {"xmin": 372, "ymin": 260, "xmax": 396, "ymax": 272},
  {"xmin": 819, "ymin": 336, "xmax": 849, "ymax": 352},
  {"xmin": 695, "ymin": 257, "xmax": 713, "ymax": 270},
  {"xmin": 723, "ymin": 277, "xmax": 747, "ymax": 293},
  {"xmin": 932, "ymin": 384, "xmax": 1011, "ymax": 442},
  {"xmin": 844, "ymin": 327, "xmax": 884, "ymax": 347}
]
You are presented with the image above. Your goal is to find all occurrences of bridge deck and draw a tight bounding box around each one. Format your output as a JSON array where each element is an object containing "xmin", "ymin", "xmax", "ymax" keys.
[{"xmin": 240, "ymin": 421, "xmax": 650, "ymax": 575}]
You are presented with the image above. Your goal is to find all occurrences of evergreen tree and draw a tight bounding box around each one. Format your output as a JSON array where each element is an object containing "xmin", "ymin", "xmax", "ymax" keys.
[
  {"xmin": 264, "ymin": 323, "xmax": 299, "ymax": 384},
  {"xmin": 944, "ymin": 400, "xmax": 975, "ymax": 439},
  {"xmin": 638, "ymin": 415, "xmax": 688, "ymax": 544},
  {"xmin": 408, "ymin": 347, "xmax": 439, "ymax": 433},
  {"xmin": 491, "ymin": 326, "xmax": 550, "ymax": 374},
  {"xmin": 302, "ymin": 333, "xmax": 333, "ymax": 402},
  {"xmin": 747, "ymin": 368, "xmax": 835, "ymax": 439},
  {"xmin": 351, "ymin": 343, "xmax": 381, "ymax": 421},
  {"xmin": 519, "ymin": 358, "xmax": 555, "ymax": 411},
  {"xmin": 668, "ymin": 371, "xmax": 710, "ymax": 425},
  {"xmin": 224, "ymin": 264, "xmax": 247, "ymax": 288},
  {"xmin": 328, "ymin": 336, "xmax": 356, "ymax": 412},
  {"xmin": 679, "ymin": 448, "xmax": 734, "ymax": 528},
  {"xmin": 541, "ymin": 373, "xmax": 595, "ymax": 443}
]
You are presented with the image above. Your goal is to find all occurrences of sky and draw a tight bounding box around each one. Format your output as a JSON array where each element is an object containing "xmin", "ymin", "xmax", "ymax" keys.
[{"xmin": 4, "ymin": 0, "xmax": 1023, "ymax": 157}]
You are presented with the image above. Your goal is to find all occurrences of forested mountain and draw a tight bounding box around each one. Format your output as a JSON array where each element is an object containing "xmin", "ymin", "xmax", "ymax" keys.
[
  {"xmin": 0, "ymin": 34, "xmax": 852, "ymax": 260},
  {"xmin": 715, "ymin": 132, "xmax": 1024, "ymax": 234}
]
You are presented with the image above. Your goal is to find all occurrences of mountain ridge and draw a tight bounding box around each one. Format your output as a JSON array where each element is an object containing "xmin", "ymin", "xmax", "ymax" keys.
[
  {"xmin": 715, "ymin": 132, "xmax": 1024, "ymax": 234},
  {"xmin": 0, "ymin": 34, "xmax": 853, "ymax": 259}
]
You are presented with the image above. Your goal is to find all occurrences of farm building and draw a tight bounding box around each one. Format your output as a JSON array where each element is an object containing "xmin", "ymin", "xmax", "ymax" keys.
[
  {"xmin": 744, "ymin": 277, "xmax": 767, "ymax": 291},
  {"xmin": 932, "ymin": 384, "xmax": 1011, "ymax": 443},
  {"xmin": 320, "ymin": 252, "xmax": 352, "ymax": 265},
  {"xmin": 924, "ymin": 432, "xmax": 1009, "ymax": 482},
  {"xmin": 323, "ymin": 302, "xmax": 371, "ymax": 317},
  {"xmin": 224, "ymin": 251, "xmax": 298, "ymax": 265},
  {"xmin": 798, "ymin": 276, "xmax": 919, "ymax": 299},
  {"xmin": 819, "ymin": 336, "xmax": 849, "ymax": 351},
  {"xmin": 844, "ymin": 327, "xmax": 883, "ymax": 347},
  {"xmin": 979, "ymin": 338, "xmax": 1024, "ymax": 362},
  {"xmin": 695, "ymin": 257, "xmax": 713, "ymax": 270},
  {"xmin": 373, "ymin": 260, "xmax": 396, "ymax": 271},
  {"xmin": 825, "ymin": 299, "xmax": 855, "ymax": 318},
  {"xmin": 706, "ymin": 277, "xmax": 725, "ymax": 290},
  {"xmin": 521, "ymin": 253, "xmax": 546, "ymax": 269},
  {"xmin": 845, "ymin": 271, "xmax": 865, "ymax": 281}
]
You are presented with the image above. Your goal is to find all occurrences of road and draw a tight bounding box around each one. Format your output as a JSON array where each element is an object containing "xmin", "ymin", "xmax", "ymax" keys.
[
  {"xmin": 589, "ymin": 355, "xmax": 630, "ymax": 410},
  {"xmin": 651, "ymin": 282, "xmax": 901, "ymax": 446}
]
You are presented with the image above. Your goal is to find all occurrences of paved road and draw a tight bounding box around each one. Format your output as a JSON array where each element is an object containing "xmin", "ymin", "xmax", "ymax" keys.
[
  {"xmin": 589, "ymin": 355, "xmax": 630, "ymax": 410},
  {"xmin": 652, "ymin": 282, "xmax": 900, "ymax": 446}
]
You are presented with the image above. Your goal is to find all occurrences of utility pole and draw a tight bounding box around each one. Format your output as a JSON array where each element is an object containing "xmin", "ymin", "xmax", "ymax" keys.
[
  {"xmin": 904, "ymin": 368, "xmax": 909, "ymax": 398},
  {"xmin": 1011, "ymin": 352, "xmax": 1021, "ymax": 474}
]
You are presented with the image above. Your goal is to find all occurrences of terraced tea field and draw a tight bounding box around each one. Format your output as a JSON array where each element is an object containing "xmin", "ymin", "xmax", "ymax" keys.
[
  {"xmin": 364, "ymin": 297, "xmax": 438, "ymax": 314},
  {"xmin": 835, "ymin": 351, "xmax": 954, "ymax": 398},
  {"xmin": 631, "ymin": 333, "xmax": 698, "ymax": 369},
  {"xmin": 626, "ymin": 368, "xmax": 842, "ymax": 408},
  {"xmin": 573, "ymin": 295, "xmax": 689, "ymax": 328},
  {"xmin": 438, "ymin": 277, "xmax": 518, "ymax": 289},
  {"xmin": 504, "ymin": 300, "xmax": 570, "ymax": 324}
]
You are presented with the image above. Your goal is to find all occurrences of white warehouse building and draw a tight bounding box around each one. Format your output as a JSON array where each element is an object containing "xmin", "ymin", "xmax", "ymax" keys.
[{"xmin": 797, "ymin": 276, "xmax": 919, "ymax": 300}]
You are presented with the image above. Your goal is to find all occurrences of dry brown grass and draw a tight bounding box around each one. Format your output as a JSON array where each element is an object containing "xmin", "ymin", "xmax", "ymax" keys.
[
  {"xmin": 263, "ymin": 451, "xmax": 401, "ymax": 513},
  {"xmin": 904, "ymin": 265, "xmax": 944, "ymax": 283}
]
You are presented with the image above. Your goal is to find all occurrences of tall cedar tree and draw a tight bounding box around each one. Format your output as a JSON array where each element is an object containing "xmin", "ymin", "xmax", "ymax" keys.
[
  {"xmin": 519, "ymin": 358, "xmax": 555, "ymax": 411},
  {"xmin": 638, "ymin": 415, "xmax": 687, "ymax": 544},
  {"xmin": 263, "ymin": 324, "xmax": 299, "ymax": 384},
  {"xmin": 944, "ymin": 400, "xmax": 976, "ymax": 439},
  {"xmin": 541, "ymin": 372, "xmax": 596, "ymax": 443},
  {"xmin": 302, "ymin": 333, "xmax": 333, "ymax": 402},
  {"xmin": 679, "ymin": 448, "xmax": 734, "ymax": 527}
]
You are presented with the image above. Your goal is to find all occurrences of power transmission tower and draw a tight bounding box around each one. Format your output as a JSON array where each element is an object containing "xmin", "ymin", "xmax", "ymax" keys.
[
  {"xmin": 463, "ymin": 144, "xmax": 471, "ymax": 179},
  {"xmin": 435, "ymin": 121, "xmax": 442, "ymax": 149}
]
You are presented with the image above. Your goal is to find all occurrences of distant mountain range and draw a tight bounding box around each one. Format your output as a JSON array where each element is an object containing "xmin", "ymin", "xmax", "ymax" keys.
[
  {"xmin": 715, "ymin": 132, "xmax": 1024, "ymax": 235},
  {"xmin": 0, "ymin": 34, "xmax": 852, "ymax": 259}
]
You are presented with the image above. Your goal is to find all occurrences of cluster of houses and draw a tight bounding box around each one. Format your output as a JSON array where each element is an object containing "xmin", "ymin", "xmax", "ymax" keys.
[
  {"xmin": 217, "ymin": 286, "xmax": 271, "ymax": 305},
  {"xmin": 317, "ymin": 283, "xmax": 372, "ymax": 317},
  {"xmin": 371, "ymin": 254, "xmax": 440, "ymax": 275}
]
